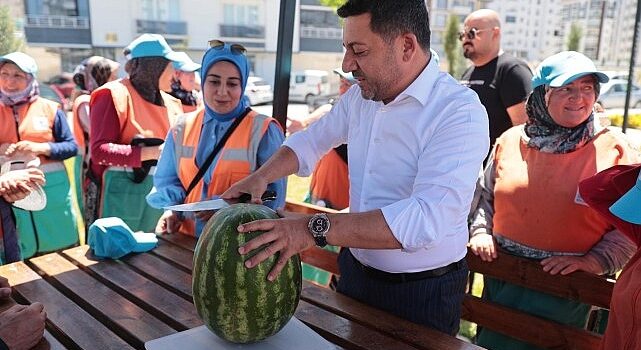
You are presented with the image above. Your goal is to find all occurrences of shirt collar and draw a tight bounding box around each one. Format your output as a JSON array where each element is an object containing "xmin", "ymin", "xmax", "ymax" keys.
[{"xmin": 393, "ymin": 52, "xmax": 438, "ymax": 107}]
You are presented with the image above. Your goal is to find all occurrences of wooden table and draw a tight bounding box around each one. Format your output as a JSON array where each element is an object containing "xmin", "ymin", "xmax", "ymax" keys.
[{"xmin": 0, "ymin": 234, "xmax": 482, "ymax": 350}]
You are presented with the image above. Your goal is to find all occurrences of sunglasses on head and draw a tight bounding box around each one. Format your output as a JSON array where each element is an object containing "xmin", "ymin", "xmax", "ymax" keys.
[
  {"xmin": 208, "ymin": 39, "xmax": 247, "ymax": 55},
  {"xmin": 458, "ymin": 27, "xmax": 491, "ymax": 41}
]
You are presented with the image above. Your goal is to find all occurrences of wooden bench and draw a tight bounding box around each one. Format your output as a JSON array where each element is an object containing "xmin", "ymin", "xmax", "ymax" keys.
[{"xmin": 285, "ymin": 199, "xmax": 615, "ymax": 350}]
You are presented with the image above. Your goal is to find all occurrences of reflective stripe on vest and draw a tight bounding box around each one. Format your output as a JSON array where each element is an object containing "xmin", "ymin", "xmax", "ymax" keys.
[
  {"xmin": 172, "ymin": 109, "xmax": 279, "ymax": 236},
  {"xmin": 0, "ymin": 97, "xmax": 60, "ymax": 165}
]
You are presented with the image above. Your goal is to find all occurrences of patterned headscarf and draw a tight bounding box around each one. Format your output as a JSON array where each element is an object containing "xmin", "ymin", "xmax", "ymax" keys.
[
  {"xmin": 200, "ymin": 43, "xmax": 250, "ymax": 122},
  {"xmin": 522, "ymin": 79, "xmax": 600, "ymax": 154},
  {"xmin": 128, "ymin": 57, "xmax": 170, "ymax": 106},
  {"xmin": 0, "ymin": 63, "xmax": 39, "ymax": 107}
]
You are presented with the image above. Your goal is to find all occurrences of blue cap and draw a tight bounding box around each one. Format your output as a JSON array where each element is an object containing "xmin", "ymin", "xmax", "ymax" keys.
[
  {"xmin": 0, "ymin": 52, "xmax": 38, "ymax": 76},
  {"xmin": 88, "ymin": 217, "xmax": 158, "ymax": 259},
  {"xmin": 532, "ymin": 51, "xmax": 609, "ymax": 89},
  {"xmin": 127, "ymin": 33, "xmax": 182, "ymax": 62},
  {"xmin": 610, "ymin": 166, "xmax": 641, "ymax": 224},
  {"xmin": 172, "ymin": 52, "xmax": 201, "ymax": 72}
]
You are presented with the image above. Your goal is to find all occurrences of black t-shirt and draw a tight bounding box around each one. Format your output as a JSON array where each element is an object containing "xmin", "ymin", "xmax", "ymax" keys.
[{"xmin": 460, "ymin": 53, "xmax": 532, "ymax": 147}]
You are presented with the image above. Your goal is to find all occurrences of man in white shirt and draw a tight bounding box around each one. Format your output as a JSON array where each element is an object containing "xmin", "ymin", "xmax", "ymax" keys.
[{"xmin": 222, "ymin": 0, "xmax": 489, "ymax": 335}]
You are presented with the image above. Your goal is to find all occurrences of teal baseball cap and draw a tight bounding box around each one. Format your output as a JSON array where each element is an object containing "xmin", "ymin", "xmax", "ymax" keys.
[
  {"xmin": 532, "ymin": 51, "xmax": 609, "ymax": 89},
  {"xmin": 610, "ymin": 165, "xmax": 641, "ymax": 224},
  {"xmin": 172, "ymin": 52, "xmax": 201, "ymax": 72},
  {"xmin": 127, "ymin": 33, "xmax": 182, "ymax": 62},
  {"xmin": 0, "ymin": 52, "xmax": 38, "ymax": 76},
  {"xmin": 88, "ymin": 217, "xmax": 158, "ymax": 259}
]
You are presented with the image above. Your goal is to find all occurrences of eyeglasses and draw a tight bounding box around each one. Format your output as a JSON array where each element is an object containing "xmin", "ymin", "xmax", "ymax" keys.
[
  {"xmin": 208, "ymin": 39, "xmax": 247, "ymax": 55},
  {"xmin": 458, "ymin": 28, "xmax": 491, "ymax": 41}
]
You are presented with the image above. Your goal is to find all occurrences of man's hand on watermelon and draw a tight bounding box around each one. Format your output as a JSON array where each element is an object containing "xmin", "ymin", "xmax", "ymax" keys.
[{"xmin": 237, "ymin": 210, "xmax": 315, "ymax": 282}]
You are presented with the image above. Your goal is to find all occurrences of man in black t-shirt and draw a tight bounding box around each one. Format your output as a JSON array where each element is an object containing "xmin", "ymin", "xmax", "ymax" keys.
[{"xmin": 459, "ymin": 9, "xmax": 532, "ymax": 152}]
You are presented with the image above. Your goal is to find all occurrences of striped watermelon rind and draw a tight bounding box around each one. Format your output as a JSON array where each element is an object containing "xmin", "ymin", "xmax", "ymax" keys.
[{"xmin": 192, "ymin": 203, "xmax": 302, "ymax": 343}]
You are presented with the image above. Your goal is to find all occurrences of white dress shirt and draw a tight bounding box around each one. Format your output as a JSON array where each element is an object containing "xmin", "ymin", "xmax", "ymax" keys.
[{"xmin": 284, "ymin": 57, "xmax": 489, "ymax": 273}]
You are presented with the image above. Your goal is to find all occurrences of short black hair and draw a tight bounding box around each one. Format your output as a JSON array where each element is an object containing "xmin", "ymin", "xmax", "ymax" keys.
[{"xmin": 337, "ymin": 0, "xmax": 430, "ymax": 52}]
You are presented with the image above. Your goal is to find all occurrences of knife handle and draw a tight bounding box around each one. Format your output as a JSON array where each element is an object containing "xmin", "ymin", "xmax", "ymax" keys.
[{"xmin": 238, "ymin": 190, "xmax": 277, "ymax": 203}]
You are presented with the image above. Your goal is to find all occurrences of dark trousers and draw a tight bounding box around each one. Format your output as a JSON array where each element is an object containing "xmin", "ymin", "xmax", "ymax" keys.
[{"xmin": 336, "ymin": 249, "xmax": 468, "ymax": 335}]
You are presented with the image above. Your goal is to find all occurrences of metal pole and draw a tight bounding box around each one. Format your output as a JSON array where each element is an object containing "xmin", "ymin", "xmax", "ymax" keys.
[
  {"xmin": 623, "ymin": 0, "xmax": 641, "ymax": 133},
  {"xmin": 272, "ymin": 0, "xmax": 296, "ymax": 130}
]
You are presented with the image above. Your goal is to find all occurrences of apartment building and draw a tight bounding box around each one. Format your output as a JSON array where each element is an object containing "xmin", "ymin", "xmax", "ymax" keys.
[{"xmin": 17, "ymin": 0, "xmax": 345, "ymax": 86}]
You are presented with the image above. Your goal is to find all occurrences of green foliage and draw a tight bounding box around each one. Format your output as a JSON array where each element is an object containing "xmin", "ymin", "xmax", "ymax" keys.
[
  {"xmin": 0, "ymin": 6, "xmax": 23, "ymax": 55},
  {"xmin": 443, "ymin": 14, "xmax": 464, "ymax": 77},
  {"xmin": 319, "ymin": 0, "xmax": 347, "ymax": 9},
  {"xmin": 567, "ymin": 22, "xmax": 582, "ymax": 52},
  {"xmin": 609, "ymin": 113, "xmax": 641, "ymax": 129}
]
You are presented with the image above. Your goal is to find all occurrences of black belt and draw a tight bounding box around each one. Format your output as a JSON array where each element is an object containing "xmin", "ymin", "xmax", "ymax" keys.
[{"xmin": 349, "ymin": 250, "xmax": 465, "ymax": 283}]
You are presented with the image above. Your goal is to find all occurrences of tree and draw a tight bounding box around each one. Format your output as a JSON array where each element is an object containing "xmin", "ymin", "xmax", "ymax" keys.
[
  {"xmin": 567, "ymin": 22, "xmax": 582, "ymax": 51},
  {"xmin": 0, "ymin": 6, "xmax": 23, "ymax": 55},
  {"xmin": 443, "ymin": 14, "xmax": 463, "ymax": 76},
  {"xmin": 319, "ymin": 0, "xmax": 346, "ymax": 8}
]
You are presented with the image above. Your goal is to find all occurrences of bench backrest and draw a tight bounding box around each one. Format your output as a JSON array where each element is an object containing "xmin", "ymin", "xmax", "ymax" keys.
[{"xmin": 285, "ymin": 199, "xmax": 614, "ymax": 350}]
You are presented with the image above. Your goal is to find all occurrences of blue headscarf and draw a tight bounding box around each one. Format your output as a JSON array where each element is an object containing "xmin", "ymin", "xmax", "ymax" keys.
[{"xmin": 200, "ymin": 43, "xmax": 250, "ymax": 121}]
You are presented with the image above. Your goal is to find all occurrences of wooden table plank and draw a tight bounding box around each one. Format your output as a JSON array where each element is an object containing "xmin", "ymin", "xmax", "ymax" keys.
[
  {"xmin": 62, "ymin": 246, "xmax": 203, "ymax": 330},
  {"xmin": 0, "ymin": 262, "xmax": 134, "ymax": 350},
  {"xmin": 158, "ymin": 234, "xmax": 195, "ymax": 252},
  {"xmin": 296, "ymin": 300, "xmax": 419, "ymax": 350},
  {"xmin": 122, "ymin": 251, "xmax": 193, "ymax": 299},
  {"xmin": 37, "ymin": 331, "xmax": 68, "ymax": 350},
  {"xmin": 301, "ymin": 281, "xmax": 482, "ymax": 350},
  {"xmin": 151, "ymin": 240, "xmax": 194, "ymax": 271},
  {"xmin": 28, "ymin": 253, "xmax": 177, "ymax": 348}
]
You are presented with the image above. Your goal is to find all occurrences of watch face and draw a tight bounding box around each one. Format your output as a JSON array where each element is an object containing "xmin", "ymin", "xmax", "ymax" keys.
[{"xmin": 311, "ymin": 216, "xmax": 329, "ymax": 235}]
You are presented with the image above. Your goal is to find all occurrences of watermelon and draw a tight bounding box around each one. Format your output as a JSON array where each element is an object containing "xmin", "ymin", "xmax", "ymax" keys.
[{"xmin": 192, "ymin": 203, "xmax": 302, "ymax": 343}]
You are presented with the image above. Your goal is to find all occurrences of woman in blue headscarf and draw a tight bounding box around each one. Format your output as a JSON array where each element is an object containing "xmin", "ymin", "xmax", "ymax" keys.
[{"xmin": 147, "ymin": 40, "xmax": 286, "ymax": 237}]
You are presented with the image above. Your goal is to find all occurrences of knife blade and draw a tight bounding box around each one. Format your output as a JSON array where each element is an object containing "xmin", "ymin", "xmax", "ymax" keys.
[{"xmin": 163, "ymin": 190, "xmax": 276, "ymax": 212}]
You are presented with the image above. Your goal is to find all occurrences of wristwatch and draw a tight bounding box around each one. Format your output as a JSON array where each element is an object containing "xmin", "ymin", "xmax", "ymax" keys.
[{"xmin": 308, "ymin": 213, "xmax": 330, "ymax": 247}]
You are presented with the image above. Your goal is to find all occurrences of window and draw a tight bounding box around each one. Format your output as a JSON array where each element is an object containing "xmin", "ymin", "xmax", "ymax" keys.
[
  {"xmin": 223, "ymin": 4, "xmax": 260, "ymax": 25},
  {"xmin": 436, "ymin": 0, "xmax": 448, "ymax": 9},
  {"xmin": 505, "ymin": 15, "xmax": 516, "ymax": 23},
  {"xmin": 295, "ymin": 75, "xmax": 305, "ymax": 84},
  {"xmin": 435, "ymin": 14, "xmax": 446, "ymax": 27}
]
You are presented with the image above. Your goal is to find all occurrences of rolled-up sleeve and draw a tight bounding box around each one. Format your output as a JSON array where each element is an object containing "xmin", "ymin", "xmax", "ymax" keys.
[{"xmin": 284, "ymin": 99, "xmax": 349, "ymax": 176}]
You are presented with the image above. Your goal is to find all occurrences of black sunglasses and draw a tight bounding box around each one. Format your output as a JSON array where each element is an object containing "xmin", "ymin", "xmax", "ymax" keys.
[
  {"xmin": 208, "ymin": 39, "xmax": 247, "ymax": 55},
  {"xmin": 458, "ymin": 28, "xmax": 491, "ymax": 41}
]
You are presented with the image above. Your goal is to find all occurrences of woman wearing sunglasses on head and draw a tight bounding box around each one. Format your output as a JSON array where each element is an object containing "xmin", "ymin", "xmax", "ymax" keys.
[
  {"xmin": 87, "ymin": 34, "xmax": 184, "ymax": 233},
  {"xmin": 146, "ymin": 40, "xmax": 286, "ymax": 237}
]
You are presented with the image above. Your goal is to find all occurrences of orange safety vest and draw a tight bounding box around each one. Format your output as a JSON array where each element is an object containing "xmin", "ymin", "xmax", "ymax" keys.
[
  {"xmin": 172, "ymin": 108, "xmax": 280, "ymax": 236},
  {"xmin": 309, "ymin": 148, "xmax": 349, "ymax": 210},
  {"xmin": 71, "ymin": 93, "xmax": 91, "ymax": 155},
  {"xmin": 182, "ymin": 103, "xmax": 198, "ymax": 113},
  {"xmin": 92, "ymin": 78, "xmax": 183, "ymax": 145},
  {"xmin": 0, "ymin": 97, "xmax": 60, "ymax": 165},
  {"xmin": 493, "ymin": 127, "xmax": 633, "ymax": 253}
]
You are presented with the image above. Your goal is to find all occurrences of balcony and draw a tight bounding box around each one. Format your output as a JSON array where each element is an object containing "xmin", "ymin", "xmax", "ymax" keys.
[
  {"xmin": 136, "ymin": 20, "xmax": 187, "ymax": 35},
  {"xmin": 300, "ymin": 26, "xmax": 342, "ymax": 53},
  {"xmin": 24, "ymin": 15, "xmax": 91, "ymax": 47},
  {"xmin": 219, "ymin": 24, "xmax": 265, "ymax": 39}
]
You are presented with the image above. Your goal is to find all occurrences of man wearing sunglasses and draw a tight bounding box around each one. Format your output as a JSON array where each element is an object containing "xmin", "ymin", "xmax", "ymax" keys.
[
  {"xmin": 459, "ymin": 9, "xmax": 532, "ymax": 158},
  {"xmin": 223, "ymin": 0, "xmax": 489, "ymax": 336}
]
